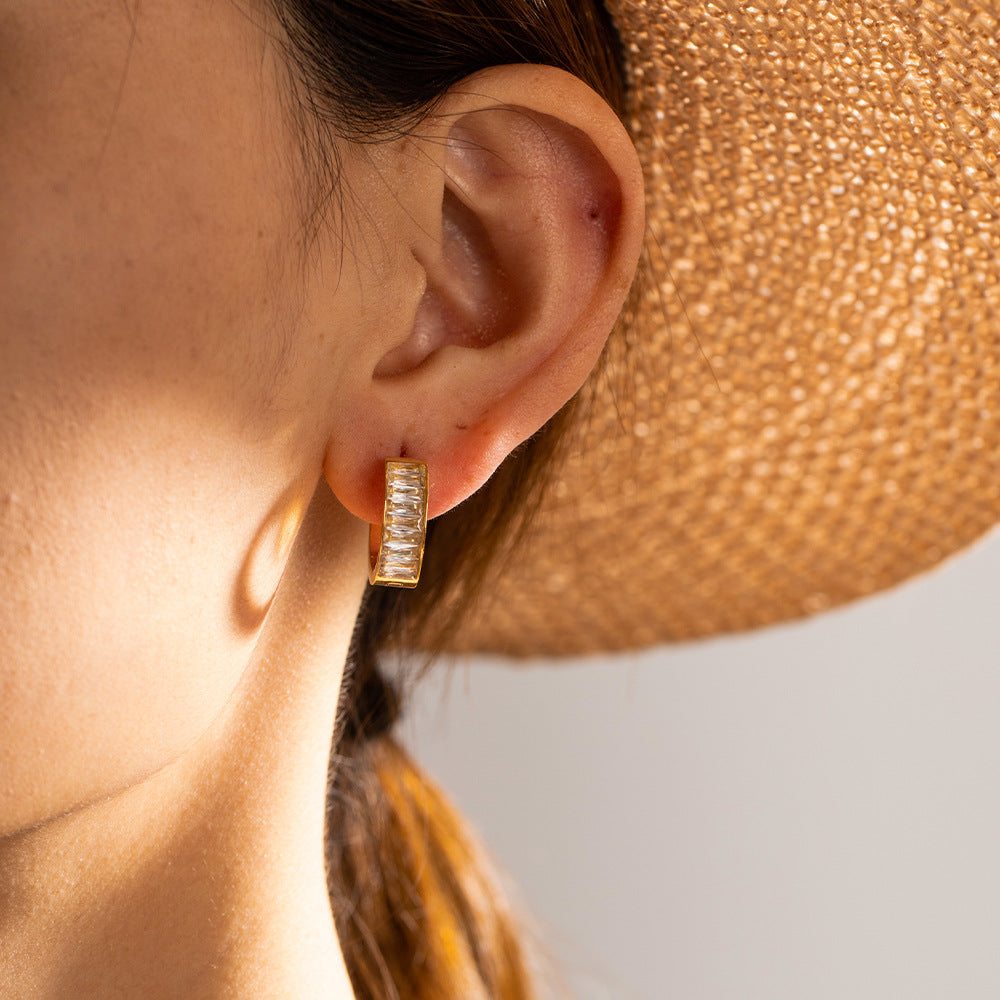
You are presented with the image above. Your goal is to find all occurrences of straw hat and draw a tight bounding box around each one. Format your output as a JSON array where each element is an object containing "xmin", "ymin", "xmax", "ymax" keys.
[{"xmin": 448, "ymin": 0, "xmax": 1000, "ymax": 656}]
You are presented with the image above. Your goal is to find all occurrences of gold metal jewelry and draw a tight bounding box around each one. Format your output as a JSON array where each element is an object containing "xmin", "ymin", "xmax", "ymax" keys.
[{"xmin": 369, "ymin": 459, "xmax": 428, "ymax": 588}]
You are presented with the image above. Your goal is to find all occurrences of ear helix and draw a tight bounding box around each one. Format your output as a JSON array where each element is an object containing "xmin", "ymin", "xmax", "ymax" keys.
[{"xmin": 369, "ymin": 459, "xmax": 429, "ymax": 588}]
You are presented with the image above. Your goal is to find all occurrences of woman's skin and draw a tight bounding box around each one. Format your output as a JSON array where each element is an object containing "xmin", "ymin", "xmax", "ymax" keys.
[{"xmin": 0, "ymin": 1, "xmax": 644, "ymax": 996}]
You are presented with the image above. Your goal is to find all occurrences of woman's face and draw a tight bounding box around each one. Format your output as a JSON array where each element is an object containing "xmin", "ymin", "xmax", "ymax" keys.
[{"xmin": 0, "ymin": 0, "xmax": 339, "ymax": 833}]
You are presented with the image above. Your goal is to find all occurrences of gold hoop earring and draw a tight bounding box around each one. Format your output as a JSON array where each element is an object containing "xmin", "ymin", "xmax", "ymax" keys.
[{"xmin": 369, "ymin": 459, "xmax": 428, "ymax": 588}]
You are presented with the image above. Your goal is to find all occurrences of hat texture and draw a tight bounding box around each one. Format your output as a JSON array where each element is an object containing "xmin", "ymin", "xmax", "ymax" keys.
[{"xmin": 450, "ymin": 0, "xmax": 1000, "ymax": 655}]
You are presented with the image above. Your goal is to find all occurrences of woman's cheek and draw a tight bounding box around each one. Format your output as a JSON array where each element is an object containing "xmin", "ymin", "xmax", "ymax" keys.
[
  {"xmin": 0, "ymin": 393, "xmax": 279, "ymax": 835},
  {"xmin": 0, "ymin": 0, "xmax": 315, "ymax": 835}
]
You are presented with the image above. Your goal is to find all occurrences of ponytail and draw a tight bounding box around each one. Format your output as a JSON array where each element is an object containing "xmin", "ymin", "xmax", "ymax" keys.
[{"xmin": 329, "ymin": 663, "xmax": 539, "ymax": 1000}]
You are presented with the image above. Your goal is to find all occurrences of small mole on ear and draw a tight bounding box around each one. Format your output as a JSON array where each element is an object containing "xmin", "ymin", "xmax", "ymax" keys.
[
  {"xmin": 456, "ymin": 423, "xmax": 469, "ymax": 431},
  {"xmin": 586, "ymin": 204, "xmax": 601, "ymax": 221}
]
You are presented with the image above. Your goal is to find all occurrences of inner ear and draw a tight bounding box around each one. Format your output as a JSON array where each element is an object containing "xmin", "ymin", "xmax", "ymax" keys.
[
  {"xmin": 374, "ymin": 185, "xmax": 523, "ymax": 378},
  {"xmin": 374, "ymin": 186, "xmax": 519, "ymax": 379},
  {"xmin": 438, "ymin": 187, "xmax": 528, "ymax": 349}
]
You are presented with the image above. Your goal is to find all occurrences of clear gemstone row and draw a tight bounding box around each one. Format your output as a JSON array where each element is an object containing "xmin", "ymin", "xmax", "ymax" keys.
[{"xmin": 376, "ymin": 463, "xmax": 427, "ymax": 582}]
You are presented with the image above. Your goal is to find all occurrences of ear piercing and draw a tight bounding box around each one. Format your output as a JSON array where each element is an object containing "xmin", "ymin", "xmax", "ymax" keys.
[{"xmin": 369, "ymin": 459, "xmax": 428, "ymax": 588}]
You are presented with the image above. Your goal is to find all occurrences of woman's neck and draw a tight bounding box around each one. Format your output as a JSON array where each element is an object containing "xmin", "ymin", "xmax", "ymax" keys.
[{"xmin": 0, "ymin": 485, "xmax": 366, "ymax": 1000}]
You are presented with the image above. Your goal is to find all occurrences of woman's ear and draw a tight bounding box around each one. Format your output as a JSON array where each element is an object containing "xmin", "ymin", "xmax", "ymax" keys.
[{"xmin": 323, "ymin": 64, "xmax": 645, "ymax": 523}]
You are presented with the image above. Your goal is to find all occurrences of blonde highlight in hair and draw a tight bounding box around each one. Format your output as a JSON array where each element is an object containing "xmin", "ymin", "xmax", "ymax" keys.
[{"xmin": 327, "ymin": 737, "xmax": 540, "ymax": 1000}]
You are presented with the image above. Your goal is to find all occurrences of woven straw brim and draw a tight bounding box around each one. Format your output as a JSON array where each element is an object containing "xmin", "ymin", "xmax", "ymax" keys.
[{"xmin": 448, "ymin": 0, "xmax": 1000, "ymax": 657}]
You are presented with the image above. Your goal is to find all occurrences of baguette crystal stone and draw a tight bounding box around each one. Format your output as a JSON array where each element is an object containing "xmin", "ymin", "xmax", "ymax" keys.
[{"xmin": 368, "ymin": 459, "xmax": 428, "ymax": 587}]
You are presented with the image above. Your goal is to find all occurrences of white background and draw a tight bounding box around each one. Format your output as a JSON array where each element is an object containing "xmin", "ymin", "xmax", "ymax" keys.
[{"xmin": 403, "ymin": 527, "xmax": 1000, "ymax": 1000}]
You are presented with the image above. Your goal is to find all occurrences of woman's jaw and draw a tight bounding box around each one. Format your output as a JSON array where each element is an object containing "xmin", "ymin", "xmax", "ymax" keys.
[{"xmin": 0, "ymin": 482, "xmax": 367, "ymax": 998}]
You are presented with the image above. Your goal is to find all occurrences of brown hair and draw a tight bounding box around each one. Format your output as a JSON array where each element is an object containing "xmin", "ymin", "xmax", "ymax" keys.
[{"xmin": 268, "ymin": 2, "xmax": 629, "ymax": 997}]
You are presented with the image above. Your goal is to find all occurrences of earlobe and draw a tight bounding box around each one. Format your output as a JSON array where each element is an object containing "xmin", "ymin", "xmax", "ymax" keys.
[{"xmin": 324, "ymin": 65, "xmax": 645, "ymax": 527}]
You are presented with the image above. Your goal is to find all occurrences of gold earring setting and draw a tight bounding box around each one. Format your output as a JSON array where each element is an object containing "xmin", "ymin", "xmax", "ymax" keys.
[{"xmin": 369, "ymin": 459, "xmax": 428, "ymax": 588}]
